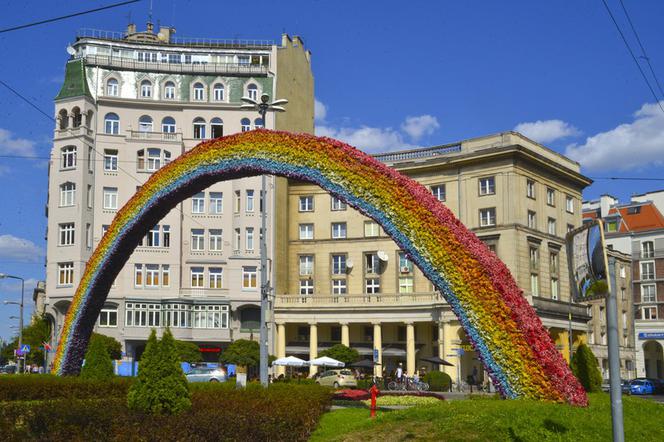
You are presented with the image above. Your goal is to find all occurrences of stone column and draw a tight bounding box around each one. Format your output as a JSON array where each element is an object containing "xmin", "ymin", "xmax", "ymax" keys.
[
  {"xmin": 276, "ymin": 323, "xmax": 286, "ymax": 376},
  {"xmin": 373, "ymin": 322, "xmax": 382, "ymax": 378},
  {"xmin": 559, "ymin": 329, "xmax": 570, "ymax": 363},
  {"xmin": 341, "ymin": 323, "xmax": 350, "ymax": 347},
  {"xmin": 406, "ymin": 322, "xmax": 416, "ymax": 377},
  {"xmin": 438, "ymin": 322, "xmax": 445, "ymax": 372},
  {"xmin": 309, "ymin": 323, "xmax": 318, "ymax": 376}
]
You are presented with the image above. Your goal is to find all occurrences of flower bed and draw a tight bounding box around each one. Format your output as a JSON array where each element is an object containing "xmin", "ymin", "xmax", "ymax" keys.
[{"xmin": 334, "ymin": 389, "xmax": 370, "ymax": 401}]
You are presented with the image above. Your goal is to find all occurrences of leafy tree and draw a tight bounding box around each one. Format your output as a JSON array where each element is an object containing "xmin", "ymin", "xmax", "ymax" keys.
[
  {"xmin": 127, "ymin": 329, "xmax": 191, "ymax": 415},
  {"xmin": 219, "ymin": 339, "xmax": 260, "ymax": 367},
  {"xmin": 174, "ymin": 339, "xmax": 203, "ymax": 363},
  {"xmin": 571, "ymin": 343, "xmax": 603, "ymax": 393},
  {"xmin": 80, "ymin": 334, "xmax": 114, "ymax": 380},
  {"xmin": 318, "ymin": 344, "xmax": 360, "ymax": 365},
  {"xmin": 2, "ymin": 316, "xmax": 51, "ymax": 366},
  {"xmin": 90, "ymin": 333, "xmax": 122, "ymax": 360}
]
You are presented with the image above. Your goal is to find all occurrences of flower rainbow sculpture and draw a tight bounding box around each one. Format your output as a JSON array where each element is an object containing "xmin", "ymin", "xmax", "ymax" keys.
[{"xmin": 53, "ymin": 130, "xmax": 587, "ymax": 406}]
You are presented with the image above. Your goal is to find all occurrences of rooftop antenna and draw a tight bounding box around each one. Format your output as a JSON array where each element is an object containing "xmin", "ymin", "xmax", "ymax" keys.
[{"xmin": 148, "ymin": 0, "xmax": 153, "ymax": 23}]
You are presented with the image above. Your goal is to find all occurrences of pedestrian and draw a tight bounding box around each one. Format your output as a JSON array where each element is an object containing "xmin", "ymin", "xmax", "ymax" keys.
[
  {"xmin": 396, "ymin": 362, "xmax": 404, "ymax": 384},
  {"xmin": 472, "ymin": 366, "xmax": 478, "ymax": 386}
]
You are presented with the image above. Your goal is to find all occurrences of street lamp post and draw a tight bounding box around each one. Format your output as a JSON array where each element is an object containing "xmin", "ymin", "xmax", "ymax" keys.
[
  {"xmin": 1, "ymin": 274, "xmax": 25, "ymax": 374},
  {"xmin": 240, "ymin": 93, "xmax": 287, "ymax": 387}
]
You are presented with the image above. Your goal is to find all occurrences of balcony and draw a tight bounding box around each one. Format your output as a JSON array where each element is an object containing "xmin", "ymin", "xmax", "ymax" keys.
[
  {"xmin": 179, "ymin": 288, "xmax": 229, "ymax": 299},
  {"xmin": 373, "ymin": 143, "xmax": 462, "ymax": 163},
  {"xmin": 532, "ymin": 296, "xmax": 591, "ymax": 322},
  {"xmin": 127, "ymin": 130, "xmax": 183, "ymax": 143},
  {"xmin": 275, "ymin": 292, "xmax": 446, "ymax": 309}
]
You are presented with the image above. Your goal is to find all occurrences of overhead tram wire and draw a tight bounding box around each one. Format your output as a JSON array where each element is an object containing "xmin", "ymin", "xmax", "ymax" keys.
[
  {"xmin": 0, "ymin": 77, "xmax": 206, "ymax": 229},
  {"xmin": 0, "ymin": 0, "xmax": 142, "ymax": 34},
  {"xmin": 600, "ymin": 0, "xmax": 664, "ymax": 115}
]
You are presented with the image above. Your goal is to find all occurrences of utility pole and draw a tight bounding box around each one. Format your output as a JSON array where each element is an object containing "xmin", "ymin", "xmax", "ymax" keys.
[{"xmin": 1, "ymin": 274, "xmax": 25, "ymax": 374}]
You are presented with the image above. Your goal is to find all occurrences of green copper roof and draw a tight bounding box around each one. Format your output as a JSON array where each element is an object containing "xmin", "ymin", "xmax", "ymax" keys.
[{"xmin": 55, "ymin": 59, "xmax": 92, "ymax": 100}]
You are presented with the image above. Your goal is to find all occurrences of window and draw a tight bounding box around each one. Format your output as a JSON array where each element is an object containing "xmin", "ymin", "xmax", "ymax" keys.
[
  {"xmin": 332, "ymin": 222, "xmax": 347, "ymax": 239},
  {"xmin": 299, "ymin": 223, "xmax": 314, "ymax": 240},
  {"xmin": 209, "ymin": 192, "xmax": 223, "ymax": 214},
  {"xmin": 191, "ymin": 229, "xmax": 205, "ymax": 251},
  {"xmin": 59, "ymin": 223, "xmax": 75, "ymax": 246},
  {"xmin": 530, "ymin": 273, "xmax": 539, "ymax": 296},
  {"xmin": 242, "ymin": 266, "xmax": 257, "ymax": 289},
  {"xmin": 58, "ymin": 262, "xmax": 74, "ymax": 286},
  {"xmin": 192, "ymin": 192, "xmax": 205, "ymax": 213},
  {"xmin": 106, "ymin": 78, "xmax": 118, "ymax": 96},
  {"xmin": 254, "ymin": 118, "xmax": 264, "ymax": 129},
  {"xmin": 164, "ymin": 81, "xmax": 175, "ymax": 99},
  {"xmin": 104, "ymin": 113, "xmax": 119, "ymax": 134},
  {"xmin": 125, "ymin": 303, "xmax": 161, "ymax": 327},
  {"xmin": 209, "ymin": 229, "xmax": 223, "ymax": 251},
  {"xmin": 529, "ymin": 246, "xmax": 539, "ymax": 269},
  {"xmin": 60, "ymin": 182, "xmax": 76, "ymax": 207},
  {"xmin": 241, "ymin": 118, "xmax": 251, "ymax": 132},
  {"xmin": 209, "ymin": 268, "xmax": 223, "ymax": 289},
  {"xmin": 551, "ymin": 278, "xmax": 559, "ymax": 300},
  {"xmin": 193, "ymin": 118, "xmax": 206, "ymax": 139},
  {"xmin": 566, "ymin": 196, "xmax": 574, "ymax": 213},
  {"xmin": 87, "ymin": 146, "xmax": 93, "ymax": 172},
  {"xmin": 245, "ymin": 227, "xmax": 254, "ymax": 250},
  {"xmin": 103, "ymin": 187, "xmax": 118, "ymax": 210},
  {"xmin": 332, "ymin": 254, "xmax": 346, "ymax": 274},
  {"xmin": 138, "ymin": 115, "xmax": 153, "ymax": 132},
  {"xmin": 641, "ymin": 261, "xmax": 655, "ymax": 280},
  {"xmin": 431, "ymin": 184, "xmax": 446, "ymax": 201},
  {"xmin": 145, "ymin": 148, "xmax": 168, "ymax": 171},
  {"xmin": 192, "ymin": 305, "xmax": 229, "ymax": 329},
  {"xmin": 399, "ymin": 251, "xmax": 414, "ymax": 273},
  {"xmin": 238, "ymin": 55, "xmax": 250, "ymax": 65},
  {"xmin": 61, "ymin": 146, "xmax": 76, "ymax": 169},
  {"xmin": 365, "ymin": 253, "xmax": 379, "ymax": 274},
  {"xmin": 479, "ymin": 176, "xmax": 495, "ymax": 195},
  {"xmin": 299, "ymin": 195, "xmax": 314, "ymax": 211},
  {"xmin": 547, "ymin": 218, "xmax": 556, "ymax": 236},
  {"xmin": 210, "ymin": 117, "xmax": 223, "ymax": 138},
  {"xmin": 364, "ymin": 221, "xmax": 380, "ymax": 237},
  {"xmin": 162, "ymin": 116, "xmax": 176, "ymax": 133},
  {"xmin": 399, "ymin": 276, "xmax": 414, "ymax": 293},
  {"xmin": 213, "ymin": 83, "xmax": 224, "ymax": 101},
  {"xmin": 642, "ymin": 284, "xmax": 656, "ymax": 303},
  {"xmin": 103, "ymin": 149, "xmax": 118, "ymax": 171},
  {"xmin": 246, "ymin": 189, "xmax": 255, "ymax": 212},
  {"xmin": 620, "ymin": 266, "xmax": 626, "ymax": 278},
  {"xmin": 567, "ymin": 224, "xmax": 575, "ymax": 233},
  {"xmin": 527, "ymin": 211, "xmax": 537, "ymax": 229},
  {"xmin": 140, "ymin": 80, "xmax": 152, "ymax": 98},
  {"xmin": 87, "ymin": 185, "xmax": 93, "ymax": 208},
  {"xmin": 145, "ymin": 264, "xmax": 160, "ymax": 287},
  {"xmin": 99, "ymin": 307, "xmax": 117, "ymax": 327},
  {"xmin": 546, "ymin": 188, "xmax": 555, "ymax": 206},
  {"xmin": 642, "ymin": 241, "xmax": 655, "ymax": 258},
  {"xmin": 365, "ymin": 278, "xmax": 380, "ymax": 294},
  {"xmin": 331, "ymin": 196, "xmax": 346, "ymax": 211},
  {"xmin": 479, "ymin": 208, "xmax": 496, "ymax": 227},
  {"xmin": 233, "ymin": 228, "xmax": 241, "ymax": 251},
  {"xmin": 300, "ymin": 279, "xmax": 314, "ymax": 295},
  {"xmin": 550, "ymin": 252, "xmax": 559, "ymax": 274},
  {"xmin": 299, "ymin": 255, "xmax": 314, "ymax": 275},
  {"xmin": 191, "ymin": 267, "xmax": 204, "ymax": 288},
  {"xmin": 332, "ymin": 279, "xmax": 347, "ymax": 295},
  {"xmin": 86, "ymin": 223, "xmax": 91, "ymax": 249},
  {"xmin": 247, "ymin": 83, "xmax": 258, "ymax": 100},
  {"xmin": 163, "ymin": 226, "xmax": 170, "ymax": 247},
  {"xmin": 234, "ymin": 190, "xmax": 241, "ymax": 213},
  {"xmin": 193, "ymin": 82, "xmax": 204, "ymax": 100},
  {"xmin": 642, "ymin": 306, "xmax": 658, "ymax": 320},
  {"xmin": 526, "ymin": 179, "xmax": 536, "ymax": 198}
]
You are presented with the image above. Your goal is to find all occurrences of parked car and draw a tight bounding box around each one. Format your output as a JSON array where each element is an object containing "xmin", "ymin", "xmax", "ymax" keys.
[
  {"xmin": 0, "ymin": 365, "xmax": 17, "ymax": 375},
  {"xmin": 601, "ymin": 379, "xmax": 631, "ymax": 393},
  {"xmin": 653, "ymin": 379, "xmax": 664, "ymax": 394},
  {"xmin": 629, "ymin": 379, "xmax": 656, "ymax": 395},
  {"xmin": 185, "ymin": 367, "xmax": 226, "ymax": 383},
  {"xmin": 316, "ymin": 369, "xmax": 357, "ymax": 388}
]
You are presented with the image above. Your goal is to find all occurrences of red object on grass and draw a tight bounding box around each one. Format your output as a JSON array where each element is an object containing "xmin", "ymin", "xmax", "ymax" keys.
[{"xmin": 369, "ymin": 384, "xmax": 379, "ymax": 418}]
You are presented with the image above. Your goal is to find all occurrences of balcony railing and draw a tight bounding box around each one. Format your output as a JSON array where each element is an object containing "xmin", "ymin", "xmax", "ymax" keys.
[
  {"xmin": 77, "ymin": 28, "xmax": 274, "ymax": 48},
  {"xmin": 532, "ymin": 296, "xmax": 591, "ymax": 321},
  {"xmin": 81, "ymin": 54, "xmax": 269, "ymax": 76},
  {"xmin": 127, "ymin": 130, "xmax": 183, "ymax": 142},
  {"xmin": 179, "ymin": 288, "xmax": 229, "ymax": 298},
  {"xmin": 275, "ymin": 292, "xmax": 445, "ymax": 308},
  {"xmin": 373, "ymin": 143, "xmax": 462, "ymax": 163}
]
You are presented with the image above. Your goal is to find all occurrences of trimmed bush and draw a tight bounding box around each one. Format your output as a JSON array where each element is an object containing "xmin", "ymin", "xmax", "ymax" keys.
[
  {"xmin": 90, "ymin": 333, "xmax": 122, "ymax": 360},
  {"xmin": 0, "ymin": 375, "xmax": 131, "ymax": 401},
  {"xmin": 80, "ymin": 335, "xmax": 114, "ymax": 380},
  {"xmin": 424, "ymin": 371, "xmax": 452, "ymax": 392},
  {"xmin": 571, "ymin": 343, "xmax": 603, "ymax": 393}
]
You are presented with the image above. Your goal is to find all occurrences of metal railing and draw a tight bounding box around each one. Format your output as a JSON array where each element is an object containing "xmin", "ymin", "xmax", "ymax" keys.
[
  {"xmin": 81, "ymin": 54, "xmax": 269, "ymax": 75},
  {"xmin": 77, "ymin": 28, "xmax": 274, "ymax": 48},
  {"xmin": 373, "ymin": 143, "xmax": 462, "ymax": 163},
  {"xmin": 275, "ymin": 292, "xmax": 445, "ymax": 307},
  {"xmin": 127, "ymin": 130, "xmax": 183, "ymax": 142}
]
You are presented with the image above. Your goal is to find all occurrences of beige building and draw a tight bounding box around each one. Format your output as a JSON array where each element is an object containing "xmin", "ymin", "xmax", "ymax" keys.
[
  {"xmin": 273, "ymin": 132, "xmax": 595, "ymax": 382},
  {"xmin": 45, "ymin": 24, "xmax": 313, "ymax": 365}
]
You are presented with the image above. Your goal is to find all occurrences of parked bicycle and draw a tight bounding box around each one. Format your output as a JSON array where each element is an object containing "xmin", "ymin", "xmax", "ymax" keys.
[{"xmin": 387, "ymin": 376, "xmax": 429, "ymax": 392}]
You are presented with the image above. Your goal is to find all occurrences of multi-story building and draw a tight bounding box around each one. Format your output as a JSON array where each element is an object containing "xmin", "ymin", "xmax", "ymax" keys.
[
  {"xmin": 584, "ymin": 193, "xmax": 664, "ymax": 378},
  {"xmin": 44, "ymin": 23, "xmax": 313, "ymax": 364},
  {"xmin": 274, "ymin": 132, "xmax": 594, "ymax": 382}
]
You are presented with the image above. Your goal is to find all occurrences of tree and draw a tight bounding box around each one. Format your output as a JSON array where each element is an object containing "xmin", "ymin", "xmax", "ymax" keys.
[
  {"xmin": 219, "ymin": 339, "xmax": 260, "ymax": 367},
  {"xmin": 127, "ymin": 329, "xmax": 191, "ymax": 415},
  {"xmin": 318, "ymin": 344, "xmax": 360, "ymax": 366},
  {"xmin": 174, "ymin": 339, "xmax": 203, "ymax": 363},
  {"xmin": 2, "ymin": 316, "xmax": 51, "ymax": 366},
  {"xmin": 571, "ymin": 343, "xmax": 603, "ymax": 393},
  {"xmin": 90, "ymin": 333, "xmax": 122, "ymax": 360},
  {"xmin": 80, "ymin": 334, "xmax": 114, "ymax": 380}
]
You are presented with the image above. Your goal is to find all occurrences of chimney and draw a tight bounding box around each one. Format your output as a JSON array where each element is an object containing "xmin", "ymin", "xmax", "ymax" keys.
[
  {"xmin": 599, "ymin": 194, "xmax": 615, "ymax": 218},
  {"xmin": 158, "ymin": 26, "xmax": 175, "ymax": 43},
  {"xmin": 127, "ymin": 23, "xmax": 136, "ymax": 35},
  {"xmin": 146, "ymin": 21, "xmax": 154, "ymax": 34}
]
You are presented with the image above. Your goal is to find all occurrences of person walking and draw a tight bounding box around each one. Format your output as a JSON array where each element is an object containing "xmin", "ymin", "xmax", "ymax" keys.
[{"xmin": 396, "ymin": 362, "xmax": 404, "ymax": 384}]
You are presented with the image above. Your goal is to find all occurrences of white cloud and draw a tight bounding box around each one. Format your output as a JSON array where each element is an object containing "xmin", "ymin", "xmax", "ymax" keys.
[
  {"xmin": 314, "ymin": 98, "xmax": 327, "ymax": 122},
  {"xmin": 0, "ymin": 235, "xmax": 44, "ymax": 263},
  {"xmin": 316, "ymin": 125, "xmax": 412, "ymax": 152},
  {"xmin": 0, "ymin": 128, "xmax": 36, "ymax": 157},
  {"xmin": 514, "ymin": 119, "xmax": 580, "ymax": 144},
  {"xmin": 565, "ymin": 102, "xmax": 664, "ymax": 171},
  {"xmin": 401, "ymin": 115, "xmax": 440, "ymax": 141}
]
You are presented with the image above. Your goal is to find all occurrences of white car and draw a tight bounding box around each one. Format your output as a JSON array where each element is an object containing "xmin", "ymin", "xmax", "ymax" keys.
[{"xmin": 185, "ymin": 367, "xmax": 227, "ymax": 383}]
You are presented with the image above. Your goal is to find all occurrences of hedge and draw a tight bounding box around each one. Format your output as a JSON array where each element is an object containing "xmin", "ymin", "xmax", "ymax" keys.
[
  {"xmin": 424, "ymin": 371, "xmax": 452, "ymax": 392},
  {"xmin": 0, "ymin": 382, "xmax": 331, "ymax": 441},
  {"xmin": 0, "ymin": 375, "xmax": 132, "ymax": 401}
]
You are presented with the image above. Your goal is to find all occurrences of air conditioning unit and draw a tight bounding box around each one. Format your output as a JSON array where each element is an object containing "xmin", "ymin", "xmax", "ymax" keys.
[{"xmin": 400, "ymin": 266, "xmax": 411, "ymax": 273}]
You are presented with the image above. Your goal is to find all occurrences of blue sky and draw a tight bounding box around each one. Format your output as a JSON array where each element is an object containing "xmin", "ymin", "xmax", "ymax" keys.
[{"xmin": 1, "ymin": 0, "xmax": 664, "ymax": 341}]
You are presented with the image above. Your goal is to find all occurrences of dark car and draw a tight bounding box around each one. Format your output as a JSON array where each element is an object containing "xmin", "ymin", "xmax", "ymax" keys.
[
  {"xmin": 653, "ymin": 379, "xmax": 664, "ymax": 394},
  {"xmin": 0, "ymin": 365, "xmax": 17, "ymax": 374}
]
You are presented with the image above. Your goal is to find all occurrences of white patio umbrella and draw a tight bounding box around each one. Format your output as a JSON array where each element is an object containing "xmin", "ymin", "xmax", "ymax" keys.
[
  {"xmin": 308, "ymin": 356, "xmax": 345, "ymax": 368},
  {"xmin": 272, "ymin": 356, "xmax": 309, "ymax": 367}
]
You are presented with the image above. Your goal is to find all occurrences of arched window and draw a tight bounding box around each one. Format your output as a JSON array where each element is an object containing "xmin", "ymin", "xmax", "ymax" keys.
[
  {"xmin": 71, "ymin": 107, "xmax": 82, "ymax": 128},
  {"xmin": 104, "ymin": 113, "xmax": 119, "ymax": 134},
  {"xmin": 162, "ymin": 116, "xmax": 176, "ymax": 133},
  {"xmin": 211, "ymin": 117, "xmax": 223, "ymax": 138},
  {"xmin": 193, "ymin": 117, "xmax": 206, "ymax": 139},
  {"xmin": 247, "ymin": 83, "xmax": 258, "ymax": 100},
  {"xmin": 58, "ymin": 109, "xmax": 68, "ymax": 130},
  {"xmin": 213, "ymin": 83, "xmax": 224, "ymax": 101},
  {"xmin": 106, "ymin": 78, "xmax": 119, "ymax": 96},
  {"xmin": 140, "ymin": 80, "xmax": 152, "ymax": 98},
  {"xmin": 193, "ymin": 82, "xmax": 205, "ymax": 101},
  {"xmin": 254, "ymin": 118, "xmax": 264, "ymax": 129},
  {"xmin": 164, "ymin": 81, "xmax": 175, "ymax": 99},
  {"xmin": 241, "ymin": 118, "xmax": 251, "ymax": 132},
  {"xmin": 61, "ymin": 146, "xmax": 77, "ymax": 169},
  {"xmin": 138, "ymin": 115, "xmax": 153, "ymax": 132}
]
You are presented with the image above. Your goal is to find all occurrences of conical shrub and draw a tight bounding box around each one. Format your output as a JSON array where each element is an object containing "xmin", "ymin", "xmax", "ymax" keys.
[
  {"xmin": 80, "ymin": 334, "xmax": 114, "ymax": 380},
  {"xmin": 571, "ymin": 343, "xmax": 603, "ymax": 393}
]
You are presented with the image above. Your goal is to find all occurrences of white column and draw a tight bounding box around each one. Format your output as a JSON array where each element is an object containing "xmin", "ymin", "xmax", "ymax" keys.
[
  {"xmin": 309, "ymin": 323, "xmax": 318, "ymax": 376},
  {"xmin": 341, "ymin": 322, "xmax": 350, "ymax": 347},
  {"xmin": 406, "ymin": 322, "xmax": 416, "ymax": 377},
  {"xmin": 373, "ymin": 322, "xmax": 382, "ymax": 378},
  {"xmin": 276, "ymin": 323, "xmax": 286, "ymax": 376},
  {"xmin": 438, "ymin": 322, "xmax": 445, "ymax": 372}
]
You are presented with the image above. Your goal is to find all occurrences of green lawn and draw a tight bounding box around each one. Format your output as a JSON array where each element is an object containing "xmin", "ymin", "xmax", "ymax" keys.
[{"xmin": 311, "ymin": 393, "xmax": 662, "ymax": 441}]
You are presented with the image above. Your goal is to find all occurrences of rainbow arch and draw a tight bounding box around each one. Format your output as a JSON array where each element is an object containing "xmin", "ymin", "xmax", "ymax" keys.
[{"xmin": 53, "ymin": 130, "xmax": 587, "ymax": 405}]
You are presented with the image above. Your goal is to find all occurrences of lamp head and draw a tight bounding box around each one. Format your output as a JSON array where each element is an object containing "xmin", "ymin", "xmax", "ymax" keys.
[
  {"xmin": 241, "ymin": 96, "xmax": 258, "ymax": 106},
  {"xmin": 260, "ymin": 93, "xmax": 270, "ymax": 104},
  {"xmin": 0, "ymin": 273, "xmax": 7, "ymax": 279}
]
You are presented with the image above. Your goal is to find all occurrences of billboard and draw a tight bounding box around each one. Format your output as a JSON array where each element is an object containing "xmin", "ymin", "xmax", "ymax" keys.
[{"xmin": 566, "ymin": 220, "xmax": 611, "ymax": 302}]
